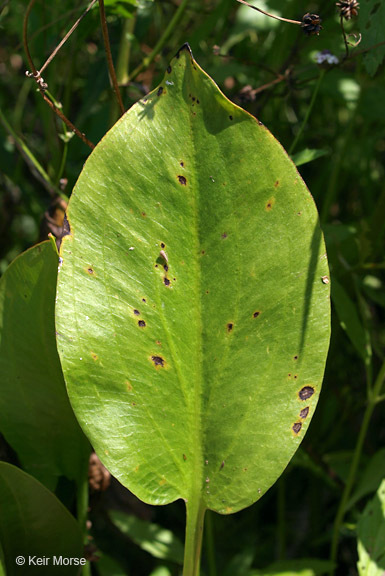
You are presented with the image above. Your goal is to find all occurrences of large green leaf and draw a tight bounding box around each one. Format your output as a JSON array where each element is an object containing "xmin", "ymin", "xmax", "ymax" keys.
[
  {"xmin": 359, "ymin": 0, "xmax": 385, "ymax": 76},
  {"xmin": 56, "ymin": 45, "xmax": 330, "ymax": 519},
  {"xmin": 110, "ymin": 510, "xmax": 184, "ymax": 564},
  {"xmin": 357, "ymin": 479, "xmax": 385, "ymax": 575},
  {"xmin": 0, "ymin": 462, "xmax": 85, "ymax": 575},
  {"xmin": 0, "ymin": 241, "xmax": 90, "ymax": 490}
]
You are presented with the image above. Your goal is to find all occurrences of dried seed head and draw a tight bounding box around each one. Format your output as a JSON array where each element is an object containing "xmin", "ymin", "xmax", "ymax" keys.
[
  {"xmin": 336, "ymin": 0, "xmax": 359, "ymax": 20},
  {"xmin": 301, "ymin": 13, "xmax": 322, "ymax": 36}
]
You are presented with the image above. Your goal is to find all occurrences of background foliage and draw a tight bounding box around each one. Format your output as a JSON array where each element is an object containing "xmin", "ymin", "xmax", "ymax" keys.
[{"xmin": 0, "ymin": 1, "xmax": 384, "ymax": 575}]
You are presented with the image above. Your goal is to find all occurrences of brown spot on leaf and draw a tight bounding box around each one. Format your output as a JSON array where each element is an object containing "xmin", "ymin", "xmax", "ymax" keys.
[
  {"xmin": 229, "ymin": 115, "xmax": 233, "ymax": 120},
  {"xmin": 151, "ymin": 355, "xmax": 164, "ymax": 367},
  {"xmin": 164, "ymin": 277, "xmax": 170, "ymax": 286},
  {"xmin": 178, "ymin": 175, "xmax": 187, "ymax": 185},
  {"xmin": 300, "ymin": 407, "xmax": 310, "ymax": 419},
  {"xmin": 265, "ymin": 197, "xmax": 275, "ymax": 211},
  {"xmin": 91, "ymin": 352, "xmax": 98, "ymax": 361},
  {"xmin": 183, "ymin": 454, "xmax": 187, "ymax": 461},
  {"xmin": 133, "ymin": 309, "xmax": 140, "ymax": 316},
  {"xmin": 292, "ymin": 422, "xmax": 302, "ymax": 434},
  {"xmin": 125, "ymin": 381, "xmax": 133, "ymax": 392},
  {"xmin": 221, "ymin": 232, "xmax": 228, "ymax": 239},
  {"xmin": 253, "ymin": 311, "xmax": 260, "ymax": 318},
  {"xmin": 227, "ymin": 323, "xmax": 234, "ymax": 333},
  {"xmin": 157, "ymin": 86, "xmax": 163, "ymax": 96},
  {"xmin": 138, "ymin": 320, "xmax": 146, "ymax": 327},
  {"xmin": 86, "ymin": 267, "xmax": 94, "ymax": 275},
  {"xmin": 294, "ymin": 355, "xmax": 298, "ymax": 360},
  {"xmin": 167, "ymin": 65, "xmax": 172, "ymax": 73},
  {"xmin": 274, "ymin": 180, "xmax": 280, "ymax": 187},
  {"xmin": 180, "ymin": 161, "xmax": 184, "ymax": 167},
  {"xmin": 299, "ymin": 386, "xmax": 315, "ymax": 400},
  {"xmin": 164, "ymin": 264, "xmax": 169, "ymax": 272},
  {"xmin": 220, "ymin": 461, "xmax": 225, "ymax": 469},
  {"xmin": 160, "ymin": 242, "xmax": 165, "ymax": 249}
]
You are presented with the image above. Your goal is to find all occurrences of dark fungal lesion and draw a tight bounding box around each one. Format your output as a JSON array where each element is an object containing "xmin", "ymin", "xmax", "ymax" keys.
[
  {"xmin": 138, "ymin": 320, "xmax": 146, "ymax": 328},
  {"xmin": 298, "ymin": 386, "xmax": 315, "ymax": 401},
  {"xmin": 292, "ymin": 422, "xmax": 302, "ymax": 435},
  {"xmin": 226, "ymin": 323, "xmax": 234, "ymax": 333},
  {"xmin": 151, "ymin": 355, "xmax": 165, "ymax": 367},
  {"xmin": 299, "ymin": 407, "xmax": 310, "ymax": 419},
  {"xmin": 177, "ymin": 175, "xmax": 187, "ymax": 185},
  {"xmin": 157, "ymin": 86, "xmax": 164, "ymax": 97}
]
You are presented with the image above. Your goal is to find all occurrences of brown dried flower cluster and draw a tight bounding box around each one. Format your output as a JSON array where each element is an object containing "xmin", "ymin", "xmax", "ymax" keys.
[{"xmin": 336, "ymin": 0, "xmax": 360, "ymax": 20}]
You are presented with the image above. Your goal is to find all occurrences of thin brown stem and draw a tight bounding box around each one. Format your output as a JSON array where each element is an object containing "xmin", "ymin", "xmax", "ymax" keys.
[
  {"xmin": 23, "ymin": 0, "xmax": 95, "ymax": 149},
  {"xmin": 42, "ymin": 94, "xmax": 95, "ymax": 149},
  {"xmin": 99, "ymin": 0, "xmax": 125, "ymax": 116},
  {"xmin": 236, "ymin": 0, "xmax": 301, "ymax": 26},
  {"xmin": 340, "ymin": 15, "xmax": 349, "ymax": 61},
  {"xmin": 39, "ymin": 0, "xmax": 98, "ymax": 75}
]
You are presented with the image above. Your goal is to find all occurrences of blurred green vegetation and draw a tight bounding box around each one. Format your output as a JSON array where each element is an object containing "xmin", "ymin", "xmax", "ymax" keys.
[{"xmin": 0, "ymin": 1, "xmax": 384, "ymax": 575}]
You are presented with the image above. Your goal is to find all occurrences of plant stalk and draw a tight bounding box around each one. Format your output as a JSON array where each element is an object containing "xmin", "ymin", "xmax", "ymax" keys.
[
  {"xmin": 236, "ymin": 0, "xmax": 301, "ymax": 25},
  {"xmin": 128, "ymin": 0, "xmax": 189, "ymax": 83},
  {"xmin": 77, "ymin": 458, "xmax": 91, "ymax": 576},
  {"xmin": 288, "ymin": 69, "xmax": 325, "ymax": 156},
  {"xmin": 98, "ymin": 0, "xmax": 125, "ymax": 116},
  {"xmin": 183, "ymin": 500, "xmax": 206, "ymax": 576},
  {"xmin": 329, "ymin": 359, "xmax": 385, "ymax": 575}
]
